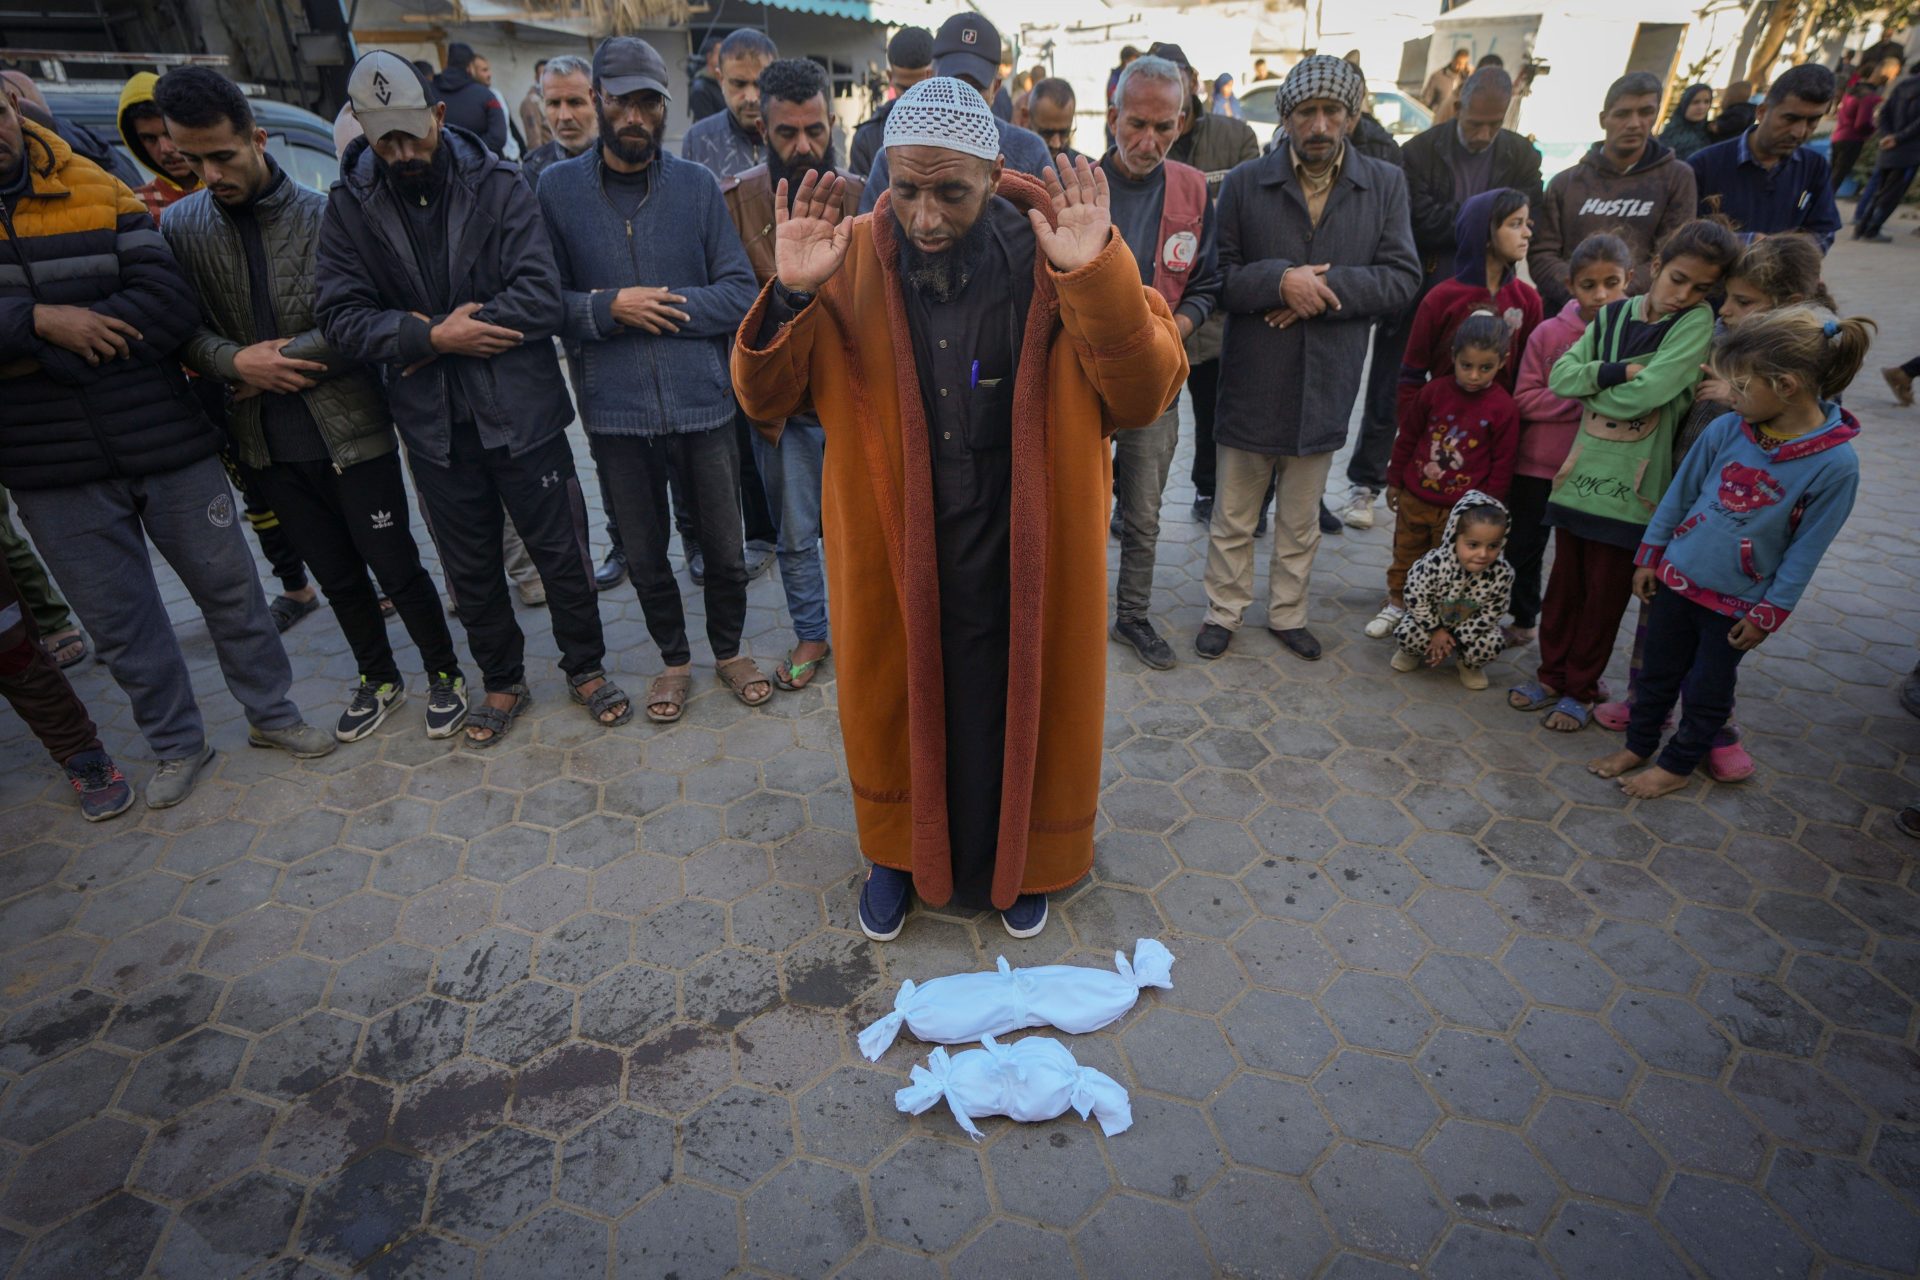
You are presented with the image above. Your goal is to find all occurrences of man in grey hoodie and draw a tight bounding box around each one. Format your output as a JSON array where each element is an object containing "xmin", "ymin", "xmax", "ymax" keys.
[{"xmin": 1529, "ymin": 71, "xmax": 1698, "ymax": 312}]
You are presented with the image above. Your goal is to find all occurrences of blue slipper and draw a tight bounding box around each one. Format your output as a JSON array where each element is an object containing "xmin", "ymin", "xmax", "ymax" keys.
[
  {"xmin": 1507, "ymin": 680, "xmax": 1556, "ymax": 711},
  {"xmin": 1543, "ymin": 696, "xmax": 1591, "ymax": 731}
]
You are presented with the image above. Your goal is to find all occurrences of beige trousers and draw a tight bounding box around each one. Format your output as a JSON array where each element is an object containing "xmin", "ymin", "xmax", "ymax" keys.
[{"xmin": 1203, "ymin": 445, "xmax": 1334, "ymax": 632}]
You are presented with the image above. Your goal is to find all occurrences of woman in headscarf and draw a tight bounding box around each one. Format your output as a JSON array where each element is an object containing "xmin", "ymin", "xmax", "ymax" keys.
[
  {"xmin": 1659, "ymin": 83, "xmax": 1715, "ymax": 159},
  {"xmin": 1210, "ymin": 72, "xmax": 1243, "ymax": 118}
]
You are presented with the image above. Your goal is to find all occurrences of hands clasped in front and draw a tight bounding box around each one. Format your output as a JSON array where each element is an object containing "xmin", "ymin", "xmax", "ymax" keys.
[{"xmin": 1265, "ymin": 263, "xmax": 1342, "ymax": 330}]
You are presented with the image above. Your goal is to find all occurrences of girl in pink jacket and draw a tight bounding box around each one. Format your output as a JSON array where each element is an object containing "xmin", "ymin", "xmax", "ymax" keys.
[{"xmin": 1505, "ymin": 234, "xmax": 1632, "ymax": 643}]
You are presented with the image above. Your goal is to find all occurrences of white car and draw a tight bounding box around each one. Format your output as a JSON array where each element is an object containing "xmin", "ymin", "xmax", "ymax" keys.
[{"xmin": 1238, "ymin": 78, "xmax": 1433, "ymax": 148}]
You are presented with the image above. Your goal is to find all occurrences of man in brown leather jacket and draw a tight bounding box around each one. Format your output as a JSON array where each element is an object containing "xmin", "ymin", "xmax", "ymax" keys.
[{"xmin": 719, "ymin": 58, "xmax": 862, "ymax": 692}]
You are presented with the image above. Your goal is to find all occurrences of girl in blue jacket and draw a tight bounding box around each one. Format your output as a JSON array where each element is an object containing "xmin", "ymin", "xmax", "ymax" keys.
[{"xmin": 1588, "ymin": 304, "xmax": 1875, "ymax": 798}]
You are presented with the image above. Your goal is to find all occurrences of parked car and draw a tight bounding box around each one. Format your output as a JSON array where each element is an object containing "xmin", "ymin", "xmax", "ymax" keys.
[
  {"xmin": 1240, "ymin": 78, "xmax": 1433, "ymax": 144},
  {"xmin": 42, "ymin": 87, "xmax": 340, "ymax": 192}
]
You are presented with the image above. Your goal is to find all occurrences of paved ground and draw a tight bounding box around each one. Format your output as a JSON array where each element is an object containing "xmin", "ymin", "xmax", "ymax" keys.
[{"xmin": 0, "ymin": 221, "xmax": 1916, "ymax": 1280}]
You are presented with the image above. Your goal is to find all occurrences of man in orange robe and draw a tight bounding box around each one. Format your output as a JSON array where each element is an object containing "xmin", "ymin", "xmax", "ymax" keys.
[{"xmin": 732, "ymin": 78, "xmax": 1187, "ymax": 940}]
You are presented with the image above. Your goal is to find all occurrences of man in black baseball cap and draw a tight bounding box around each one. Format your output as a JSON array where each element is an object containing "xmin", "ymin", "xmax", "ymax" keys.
[
  {"xmin": 857, "ymin": 10, "xmax": 1052, "ymax": 212},
  {"xmin": 593, "ymin": 35, "xmax": 672, "ymax": 99}
]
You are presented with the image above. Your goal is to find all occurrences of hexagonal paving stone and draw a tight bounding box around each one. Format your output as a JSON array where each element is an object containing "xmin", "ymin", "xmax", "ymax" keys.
[
  {"xmin": 1220, "ymin": 988, "xmax": 1336, "ymax": 1077},
  {"xmin": 1696, "ymin": 974, "xmax": 1824, "ymax": 1055},
  {"xmin": 1501, "ymin": 935, "xmax": 1617, "ymax": 1011},
  {"xmin": 736, "ymin": 1003, "xmax": 845, "ymax": 1093},
  {"xmin": 1110, "ymin": 1093, "xmax": 1225, "ymax": 1200},
  {"xmin": 12, "ymin": 1192, "xmax": 168, "ymax": 1280},
  {"xmin": 536, "ymin": 912, "xmax": 631, "ymax": 985},
  {"xmin": 241, "ymin": 1008, "xmax": 361, "ymax": 1099},
  {"xmin": 152, "ymin": 1169, "xmax": 302, "ymax": 1280},
  {"xmin": 328, "ymin": 942, "xmax": 433, "ymax": 1017},
  {"xmin": 1628, "ymin": 1073, "xmax": 1768, "ymax": 1179},
  {"xmin": 1658, "ymin": 1172, "xmax": 1814, "ymax": 1280},
  {"xmin": 682, "ymin": 948, "xmax": 780, "ymax": 1029},
  {"xmin": 498, "ymin": 865, "xmax": 588, "ymax": 932},
  {"xmin": 1309, "ymin": 1144, "xmax": 1449, "ymax": 1263},
  {"xmin": 1608, "ymin": 993, "xmax": 1732, "ymax": 1078},
  {"xmin": 118, "ymin": 1027, "xmax": 247, "ymax": 1120},
  {"xmin": 1544, "ymin": 1199, "xmax": 1693, "ymax": 1280},
  {"xmin": 1321, "ymin": 901, "xmax": 1428, "ymax": 974},
  {"xmin": 483, "ymin": 1206, "xmax": 605, "ymax": 1279},
  {"xmin": 298, "ymin": 1148, "xmax": 430, "ymax": 1269},
  {"xmin": 1211, "ymin": 1073, "xmax": 1335, "ymax": 1174},
  {"xmin": 1412, "ymin": 954, "xmax": 1527, "ymax": 1032},
  {"xmin": 1420, "ymin": 1118, "xmax": 1558, "ymax": 1233},
  {"xmin": 1234, "ymin": 916, "xmax": 1339, "ymax": 994},
  {"xmin": 1425, "ymin": 1224, "xmax": 1556, "ymax": 1280},
  {"xmin": 1074, "ymin": 1193, "xmax": 1211, "ymax": 1277},
  {"xmin": 1514, "ymin": 1009, "xmax": 1638, "ymax": 1099},
  {"xmin": 1155, "ymin": 871, "xmax": 1253, "ymax": 937},
  {"xmin": 0, "ymin": 1115, "xmax": 145, "ymax": 1226},
  {"xmin": 396, "ymin": 879, "xmax": 496, "ymax": 948},
  {"xmin": 984, "ymin": 1120, "xmax": 1113, "ymax": 1224},
  {"xmin": 465, "ymin": 824, "xmax": 553, "ymax": 883},
  {"xmin": 1315, "ymin": 1049, "xmax": 1439, "ymax": 1149},
  {"xmin": 557, "ymin": 1105, "xmax": 673, "ymax": 1217},
  {"xmin": 0, "ymin": 1047, "xmax": 126, "ymax": 1146},
  {"xmin": 1767, "ymin": 1149, "xmax": 1920, "ymax": 1274},
  {"xmin": 1785, "ymin": 953, "xmax": 1913, "ymax": 1035},
  {"xmin": 103, "ymin": 970, "xmax": 221, "ymax": 1050},
  {"xmin": 432, "ymin": 925, "xmax": 532, "ymax": 1002},
  {"xmin": 730, "ymin": 881, "xmax": 824, "ymax": 952},
  {"xmin": 1192, "ymin": 1168, "xmax": 1335, "ymax": 1279},
  {"xmin": 1416, "ymin": 1030, "xmax": 1541, "ymax": 1125},
  {"xmin": 391, "ymin": 1057, "xmax": 511, "ymax": 1157},
  {"xmin": 471, "ymin": 979, "xmax": 575, "ymax": 1065},
  {"xmin": 1727, "ymin": 1054, "xmax": 1868, "ymax": 1152},
  {"xmin": 682, "ymin": 1083, "xmax": 795, "ymax": 1191},
  {"xmin": 431, "ymin": 1125, "xmax": 555, "ymax": 1242},
  {"xmin": 358, "ymin": 996, "xmax": 470, "ymax": 1083},
  {"xmin": 512, "ymin": 1041, "xmax": 623, "ymax": 1135},
  {"xmin": 1120, "ymin": 1008, "xmax": 1235, "ymax": 1099},
  {"xmin": 743, "ymin": 1158, "xmax": 867, "ymax": 1276},
  {"xmin": 1319, "ymin": 971, "xmax": 1434, "ymax": 1054},
  {"xmin": 1242, "ymin": 856, "xmax": 1342, "ymax": 922},
  {"xmin": 593, "ymin": 852, "xmax": 681, "ymax": 919},
  {"xmin": 1528, "ymin": 1095, "xmax": 1664, "ymax": 1205},
  {"xmin": 614, "ymin": 1183, "xmax": 741, "ymax": 1280}
]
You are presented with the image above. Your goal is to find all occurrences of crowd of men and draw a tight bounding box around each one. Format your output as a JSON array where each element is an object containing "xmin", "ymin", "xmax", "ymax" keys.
[{"xmin": 0, "ymin": 20, "xmax": 1900, "ymax": 933}]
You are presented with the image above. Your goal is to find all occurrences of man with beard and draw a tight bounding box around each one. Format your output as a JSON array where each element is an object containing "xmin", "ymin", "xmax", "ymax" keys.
[
  {"xmin": 155, "ymin": 66, "xmax": 470, "ymax": 744},
  {"xmin": 858, "ymin": 14, "xmax": 1053, "ymax": 214},
  {"xmin": 1026, "ymin": 79, "xmax": 1086, "ymax": 164},
  {"xmin": 717, "ymin": 58, "xmax": 861, "ymax": 692},
  {"xmin": 317, "ymin": 51, "xmax": 627, "ymax": 747},
  {"xmin": 682, "ymin": 29, "xmax": 779, "ymax": 179},
  {"xmin": 521, "ymin": 55, "xmax": 596, "ymax": 186},
  {"xmin": 731, "ymin": 77, "xmax": 1188, "ymax": 940},
  {"xmin": 538, "ymin": 38, "xmax": 767, "ymax": 723},
  {"xmin": 1195, "ymin": 56, "xmax": 1420, "ymax": 664},
  {"xmin": 1099, "ymin": 55, "xmax": 1221, "ymax": 671},
  {"xmin": 1688, "ymin": 64, "xmax": 1841, "ymax": 249}
]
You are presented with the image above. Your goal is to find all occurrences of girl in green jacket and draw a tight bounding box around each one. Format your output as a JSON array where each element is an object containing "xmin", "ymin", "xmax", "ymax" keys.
[{"xmin": 1510, "ymin": 219, "xmax": 1742, "ymax": 732}]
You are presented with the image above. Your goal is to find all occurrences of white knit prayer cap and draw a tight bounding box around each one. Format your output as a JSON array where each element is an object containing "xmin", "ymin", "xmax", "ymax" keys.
[{"xmin": 883, "ymin": 76, "xmax": 1001, "ymax": 161}]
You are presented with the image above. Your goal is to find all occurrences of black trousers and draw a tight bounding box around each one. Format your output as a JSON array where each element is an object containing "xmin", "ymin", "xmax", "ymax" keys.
[
  {"xmin": 1187, "ymin": 357, "xmax": 1220, "ymax": 497},
  {"xmin": 1504, "ymin": 475, "xmax": 1554, "ymax": 629},
  {"xmin": 244, "ymin": 453, "xmax": 461, "ymax": 688},
  {"xmin": 1859, "ymin": 163, "xmax": 1917, "ymax": 238},
  {"xmin": 1829, "ymin": 138, "xmax": 1866, "ymax": 193},
  {"xmin": 590, "ymin": 427, "xmax": 749, "ymax": 668},
  {"xmin": 409, "ymin": 424, "xmax": 604, "ymax": 693},
  {"xmin": 1348, "ymin": 309, "xmax": 1412, "ymax": 492},
  {"xmin": 0, "ymin": 550, "xmax": 101, "ymax": 765},
  {"xmin": 1626, "ymin": 588, "xmax": 1747, "ymax": 776}
]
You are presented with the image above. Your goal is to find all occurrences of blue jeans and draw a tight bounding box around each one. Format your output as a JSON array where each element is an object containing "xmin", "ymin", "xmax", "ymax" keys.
[
  {"xmin": 750, "ymin": 418, "xmax": 829, "ymax": 643},
  {"xmin": 12, "ymin": 454, "xmax": 300, "ymax": 758}
]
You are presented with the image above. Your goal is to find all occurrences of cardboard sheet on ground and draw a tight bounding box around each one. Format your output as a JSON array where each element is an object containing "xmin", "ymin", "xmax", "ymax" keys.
[
  {"xmin": 895, "ymin": 1034, "xmax": 1133, "ymax": 1139},
  {"xmin": 857, "ymin": 939, "xmax": 1175, "ymax": 1061}
]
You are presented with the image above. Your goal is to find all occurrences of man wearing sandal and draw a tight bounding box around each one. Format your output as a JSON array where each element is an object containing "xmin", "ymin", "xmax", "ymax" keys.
[
  {"xmin": 537, "ymin": 38, "xmax": 770, "ymax": 724},
  {"xmin": 318, "ymin": 52, "xmax": 629, "ymax": 747},
  {"xmin": 733, "ymin": 79, "xmax": 1188, "ymax": 941}
]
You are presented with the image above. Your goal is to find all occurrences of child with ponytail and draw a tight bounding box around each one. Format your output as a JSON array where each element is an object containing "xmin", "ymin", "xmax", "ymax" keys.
[{"xmin": 1589, "ymin": 306, "xmax": 1874, "ymax": 798}]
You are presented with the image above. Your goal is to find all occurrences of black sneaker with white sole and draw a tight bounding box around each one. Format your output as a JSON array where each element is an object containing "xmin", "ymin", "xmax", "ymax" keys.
[
  {"xmin": 425, "ymin": 672, "xmax": 470, "ymax": 739},
  {"xmin": 336, "ymin": 678, "xmax": 405, "ymax": 743}
]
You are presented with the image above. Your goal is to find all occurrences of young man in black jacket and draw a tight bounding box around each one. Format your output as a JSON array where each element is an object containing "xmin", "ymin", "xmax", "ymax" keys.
[
  {"xmin": 432, "ymin": 43, "xmax": 509, "ymax": 158},
  {"xmin": 317, "ymin": 52, "xmax": 625, "ymax": 748},
  {"xmin": 157, "ymin": 67, "xmax": 471, "ymax": 744}
]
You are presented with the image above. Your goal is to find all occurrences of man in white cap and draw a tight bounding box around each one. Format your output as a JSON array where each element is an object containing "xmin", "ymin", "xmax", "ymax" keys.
[
  {"xmin": 732, "ymin": 77, "xmax": 1187, "ymax": 942},
  {"xmin": 317, "ymin": 51, "xmax": 629, "ymax": 748},
  {"xmin": 857, "ymin": 12, "xmax": 1051, "ymax": 213},
  {"xmin": 1195, "ymin": 54, "xmax": 1419, "ymax": 664}
]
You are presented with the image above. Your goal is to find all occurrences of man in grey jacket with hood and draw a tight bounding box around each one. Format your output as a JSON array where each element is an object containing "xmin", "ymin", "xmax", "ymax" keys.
[
  {"xmin": 317, "ymin": 52, "xmax": 626, "ymax": 748},
  {"xmin": 1529, "ymin": 72, "xmax": 1697, "ymax": 312}
]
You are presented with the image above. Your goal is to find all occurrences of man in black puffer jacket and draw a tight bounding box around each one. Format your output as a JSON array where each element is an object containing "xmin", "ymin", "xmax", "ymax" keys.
[
  {"xmin": 432, "ymin": 42, "xmax": 509, "ymax": 158},
  {"xmin": 0, "ymin": 86, "xmax": 334, "ymax": 809}
]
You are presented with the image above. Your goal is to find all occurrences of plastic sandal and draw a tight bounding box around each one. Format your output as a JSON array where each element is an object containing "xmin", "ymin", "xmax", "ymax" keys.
[
  {"xmin": 463, "ymin": 684, "xmax": 530, "ymax": 749},
  {"xmin": 269, "ymin": 593, "xmax": 320, "ymax": 633},
  {"xmin": 39, "ymin": 629, "xmax": 88, "ymax": 669},
  {"xmin": 716, "ymin": 656, "xmax": 773, "ymax": 707},
  {"xmin": 1542, "ymin": 696, "xmax": 1591, "ymax": 732},
  {"xmin": 771, "ymin": 646, "xmax": 831, "ymax": 692},
  {"xmin": 568, "ymin": 667, "xmax": 633, "ymax": 727},
  {"xmin": 1507, "ymin": 680, "xmax": 1556, "ymax": 712}
]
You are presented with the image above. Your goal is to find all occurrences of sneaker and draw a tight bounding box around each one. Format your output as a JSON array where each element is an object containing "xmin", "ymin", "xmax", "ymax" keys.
[
  {"xmin": 1192, "ymin": 494, "xmax": 1214, "ymax": 523},
  {"xmin": 1194, "ymin": 621, "xmax": 1232, "ymax": 660},
  {"xmin": 247, "ymin": 721, "xmax": 338, "ymax": 759},
  {"xmin": 688, "ymin": 545, "xmax": 706, "ymax": 587},
  {"xmin": 1255, "ymin": 505, "xmax": 1271, "ymax": 537},
  {"xmin": 335, "ymin": 678, "xmax": 405, "ymax": 743},
  {"xmin": 1458, "ymin": 663, "xmax": 1489, "ymax": 690},
  {"xmin": 425, "ymin": 672, "xmax": 470, "ymax": 740},
  {"xmin": 1705, "ymin": 741, "xmax": 1755, "ymax": 783},
  {"xmin": 858, "ymin": 864, "xmax": 913, "ymax": 941},
  {"xmin": 1898, "ymin": 806, "xmax": 1920, "ymax": 839},
  {"xmin": 516, "ymin": 579, "xmax": 547, "ymax": 607},
  {"xmin": 1112, "ymin": 617, "xmax": 1176, "ymax": 670},
  {"xmin": 1317, "ymin": 502, "xmax": 1342, "ymax": 535},
  {"xmin": 1340, "ymin": 486, "xmax": 1376, "ymax": 529},
  {"xmin": 147, "ymin": 743, "xmax": 215, "ymax": 810},
  {"xmin": 594, "ymin": 550, "xmax": 628, "ymax": 591},
  {"xmin": 1390, "ymin": 648, "xmax": 1420, "ymax": 673},
  {"xmin": 1002, "ymin": 893, "xmax": 1048, "ymax": 939},
  {"xmin": 65, "ymin": 749, "xmax": 134, "ymax": 822},
  {"xmin": 1364, "ymin": 604, "xmax": 1406, "ymax": 639},
  {"xmin": 744, "ymin": 540, "xmax": 776, "ymax": 581}
]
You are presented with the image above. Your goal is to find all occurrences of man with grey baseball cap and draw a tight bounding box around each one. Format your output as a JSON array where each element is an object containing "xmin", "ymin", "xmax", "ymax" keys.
[
  {"xmin": 316, "ymin": 49, "xmax": 630, "ymax": 748},
  {"xmin": 857, "ymin": 12, "xmax": 1051, "ymax": 213}
]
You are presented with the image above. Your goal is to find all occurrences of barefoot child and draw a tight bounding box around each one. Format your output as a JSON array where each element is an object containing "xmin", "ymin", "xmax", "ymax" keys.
[
  {"xmin": 1367, "ymin": 313, "xmax": 1520, "ymax": 638},
  {"xmin": 1390, "ymin": 491, "xmax": 1514, "ymax": 690},
  {"xmin": 1507, "ymin": 234, "xmax": 1631, "ymax": 647},
  {"xmin": 1511, "ymin": 218, "xmax": 1741, "ymax": 732},
  {"xmin": 1589, "ymin": 305, "xmax": 1872, "ymax": 797},
  {"xmin": 1594, "ymin": 233, "xmax": 1837, "ymax": 778}
]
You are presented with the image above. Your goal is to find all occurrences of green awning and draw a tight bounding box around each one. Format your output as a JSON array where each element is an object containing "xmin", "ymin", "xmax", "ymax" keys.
[{"xmin": 755, "ymin": 0, "xmax": 878, "ymax": 21}]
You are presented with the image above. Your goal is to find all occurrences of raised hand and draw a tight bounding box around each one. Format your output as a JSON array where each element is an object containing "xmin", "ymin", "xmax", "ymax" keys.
[
  {"xmin": 1031, "ymin": 154, "xmax": 1111, "ymax": 274},
  {"xmin": 774, "ymin": 171, "xmax": 852, "ymax": 293}
]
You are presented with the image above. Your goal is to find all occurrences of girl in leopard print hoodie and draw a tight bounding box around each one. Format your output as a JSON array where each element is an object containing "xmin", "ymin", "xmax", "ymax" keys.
[{"xmin": 1391, "ymin": 491, "xmax": 1515, "ymax": 690}]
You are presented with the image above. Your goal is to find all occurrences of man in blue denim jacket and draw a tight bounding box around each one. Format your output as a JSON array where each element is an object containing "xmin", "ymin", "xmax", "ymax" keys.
[{"xmin": 538, "ymin": 37, "xmax": 768, "ymax": 723}]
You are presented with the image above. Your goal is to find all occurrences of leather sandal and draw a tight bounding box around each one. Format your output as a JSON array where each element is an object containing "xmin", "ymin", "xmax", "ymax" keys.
[
  {"xmin": 645, "ymin": 672, "xmax": 691, "ymax": 724},
  {"xmin": 568, "ymin": 667, "xmax": 633, "ymax": 727},
  {"xmin": 716, "ymin": 656, "xmax": 773, "ymax": 707},
  {"xmin": 463, "ymin": 684, "xmax": 530, "ymax": 749}
]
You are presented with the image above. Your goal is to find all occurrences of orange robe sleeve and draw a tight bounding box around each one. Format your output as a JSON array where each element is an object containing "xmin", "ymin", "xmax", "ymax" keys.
[
  {"xmin": 1048, "ymin": 227, "xmax": 1190, "ymax": 436},
  {"xmin": 731, "ymin": 278, "xmax": 824, "ymax": 425}
]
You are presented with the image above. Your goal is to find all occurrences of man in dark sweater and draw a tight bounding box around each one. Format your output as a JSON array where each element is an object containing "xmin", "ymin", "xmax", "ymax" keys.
[
  {"xmin": 849, "ymin": 25, "xmax": 934, "ymax": 177},
  {"xmin": 1100, "ymin": 55, "xmax": 1221, "ymax": 670},
  {"xmin": 156, "ymin": 67, "xmax": 469, "ymax": 745},
  {"xmin": 318, "ymin": 52, "xmax": 627, "ymax": 747}
]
